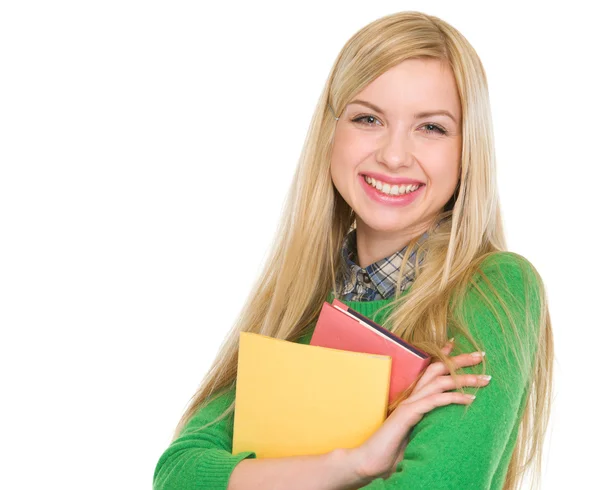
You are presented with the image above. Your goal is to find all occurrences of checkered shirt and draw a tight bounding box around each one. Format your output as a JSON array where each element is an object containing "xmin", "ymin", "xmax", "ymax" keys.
[{"xmin": 336, "ymin": 228, "xmax": 428, "ymax": 301}]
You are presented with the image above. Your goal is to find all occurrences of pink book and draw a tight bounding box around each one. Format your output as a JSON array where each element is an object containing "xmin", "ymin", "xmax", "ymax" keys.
[{"xmin": 310, "ymin": 298, "xmax": 431, "ymax": 408}]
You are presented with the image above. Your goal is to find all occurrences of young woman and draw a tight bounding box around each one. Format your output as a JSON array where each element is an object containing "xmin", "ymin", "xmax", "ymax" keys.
[{"xmin": 153, "ymin": 11, "xmax": 553, "ymax": 490}]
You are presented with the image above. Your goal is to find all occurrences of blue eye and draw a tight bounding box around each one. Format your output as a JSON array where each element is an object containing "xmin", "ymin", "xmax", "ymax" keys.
[
  {"xmin": 422, "ymin": 123, "xmax": 447, "ymax": 135},
  {"xmin": 351, "ymin": 114, "xmax": 382, "ymax": 126}
]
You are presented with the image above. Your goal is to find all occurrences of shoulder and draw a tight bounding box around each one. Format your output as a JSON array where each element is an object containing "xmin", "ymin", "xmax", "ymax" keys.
[
  {"xmin": 461, "ymin": 252, "xmax": 544, "ymax": 325},
  {"xmin": 450, "ymin": 253, "xmax": 545, "ymax": 361},
  {"xmin": 474, "ymin": 251, "xmax": 542, "ymax": 291},
  {"xmin": 479, "ymin": 250, "xmax": 536, "ymax": 273}
]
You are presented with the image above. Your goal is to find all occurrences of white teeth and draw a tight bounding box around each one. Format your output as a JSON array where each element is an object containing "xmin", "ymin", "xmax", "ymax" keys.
[{"xmin": 364, "ymin": 175, "xmax": 421, "ymax": 196}]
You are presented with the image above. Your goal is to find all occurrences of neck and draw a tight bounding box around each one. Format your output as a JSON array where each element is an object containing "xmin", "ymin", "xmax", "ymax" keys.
[{"xmin": 354, "ymin": 219, "xmax": 430, "ymax": 268}]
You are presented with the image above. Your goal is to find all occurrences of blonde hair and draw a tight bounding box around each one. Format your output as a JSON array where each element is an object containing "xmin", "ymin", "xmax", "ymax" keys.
[{"xmin": 174, "ymin": 11, "xmax": 553, "ymax": 490}]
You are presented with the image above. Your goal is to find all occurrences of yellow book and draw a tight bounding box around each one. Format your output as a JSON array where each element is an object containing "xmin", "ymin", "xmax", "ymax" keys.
[{"xmin": 232, "ymin": 331, "xmax": 392, "ymax": 458}]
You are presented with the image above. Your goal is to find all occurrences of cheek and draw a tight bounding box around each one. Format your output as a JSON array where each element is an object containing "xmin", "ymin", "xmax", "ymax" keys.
[
  {"xmin": 329, "ymin": 156, "xmax": 350, "ymax": 200},
  {"xmin": 427, "ymin": 159, "xmax": 460, "ymax": 195},
  {"xmin": 331, "ymin": 128, "xmax": 373, "ymax": 168},
  {"xmin": 330, "ymin": 131, "xmax": 357, "ymax": 187}
]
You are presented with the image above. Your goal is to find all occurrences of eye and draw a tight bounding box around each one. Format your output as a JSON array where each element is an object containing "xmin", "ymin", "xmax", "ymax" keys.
[
  {"xmin": 421, "ymin": 123, "xmax": 447, "ymax": 135},
  {"xmin": 351, "ymin": 114, "xmax": 382, "ymax": 127}
]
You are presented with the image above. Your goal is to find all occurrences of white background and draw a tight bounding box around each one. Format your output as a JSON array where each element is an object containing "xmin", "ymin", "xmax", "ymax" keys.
[{"xmin": 1, "ymin": 1, "xmax": 597, "ymax": 489}]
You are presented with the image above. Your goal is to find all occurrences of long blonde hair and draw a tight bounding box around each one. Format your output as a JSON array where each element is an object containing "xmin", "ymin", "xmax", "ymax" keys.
[{"xmin": 174, "ymin": 11, "xmax": 553, "ymax": 490}]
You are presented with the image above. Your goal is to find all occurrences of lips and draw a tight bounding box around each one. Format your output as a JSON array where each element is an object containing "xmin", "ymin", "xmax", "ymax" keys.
[{"xmin": 359, "ymin": 173, "xmax": 425, "ymax": 207}]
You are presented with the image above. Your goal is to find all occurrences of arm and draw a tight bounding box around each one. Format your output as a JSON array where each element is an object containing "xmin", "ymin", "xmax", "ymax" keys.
[
  {"xmin": 153, "ymin": 386, "xmax": 256, "ymax": 490},
  {"xmin": 153, "ymin": 383, "xmax": 375, "ymax": 490},
  {"xmin": 229, "ymin": 448, "xmax": 372, "ymax": 490},
  {"xmin": 356, "ymin": 252, "xmax": 542, "ymax": 489}
]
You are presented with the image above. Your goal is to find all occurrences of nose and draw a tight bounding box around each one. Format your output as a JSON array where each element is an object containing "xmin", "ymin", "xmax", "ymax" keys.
[{"xmin": 375, "ymin": 128, "xmax": 413, "ymax": 170}]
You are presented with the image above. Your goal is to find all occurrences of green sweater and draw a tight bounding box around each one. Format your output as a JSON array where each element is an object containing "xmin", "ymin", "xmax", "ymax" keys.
[{"xmin": 153, "ymin": 252, "xmax": 542, "ymax": 489}]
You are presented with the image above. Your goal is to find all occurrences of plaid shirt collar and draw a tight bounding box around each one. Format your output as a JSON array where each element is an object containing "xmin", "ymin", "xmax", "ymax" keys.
[{"xmin": 336, "ymin": 228, "xmax": 428, "ymax": 302}]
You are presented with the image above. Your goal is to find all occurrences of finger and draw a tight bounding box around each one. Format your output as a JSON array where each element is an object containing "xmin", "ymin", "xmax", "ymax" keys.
[
  {"xmin": 414, "ymin": 339, "xmax": 454, "ymax": 389},
  {"xmin": 452, "ymin": 352, "xmax": 486, "ymax": 370},
  {"xmin": 412, "ymin": 351, "xmax": 485, "ymax": 393},
  {"xmin": 440, "ymin": 338, "xmax": 455, "ymax": 356},
  {"xmin": 418, "ymin": 392, "xmax": 477, "ymax": 416},
  {"xmin": 403, "ymin": 392, "xmax": 477, "ymax": 424},
  {"xmin": 426, "ymin": 351, "xmax": 486, "ymax": 378},
  {"xmin": 406, "ymin": 373, "xmax": 491, "ymax": 403}
]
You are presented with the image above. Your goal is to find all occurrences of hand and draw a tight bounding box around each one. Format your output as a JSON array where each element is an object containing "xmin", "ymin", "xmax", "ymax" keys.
[{"xmin": 347, "ymin": 340, "xmax": 491, "ymax": 481}]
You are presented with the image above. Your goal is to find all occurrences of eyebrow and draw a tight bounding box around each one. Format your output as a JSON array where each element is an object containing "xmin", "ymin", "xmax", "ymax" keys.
[{"xmin": 347, "ymin": 99, "xmax": 459, "ymax": 124}]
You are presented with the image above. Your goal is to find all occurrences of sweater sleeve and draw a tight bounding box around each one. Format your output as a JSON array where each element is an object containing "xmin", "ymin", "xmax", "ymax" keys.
[
  {"xmin": 153, "ymin": 384, "xmax": 256, "ymax": 490},
  {"xmin": 359, "ymin": 252, "xmax": 542, "ymax": 490}
]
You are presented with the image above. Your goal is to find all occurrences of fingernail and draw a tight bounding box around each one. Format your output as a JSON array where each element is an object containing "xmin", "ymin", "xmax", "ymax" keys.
[
  {"xmin": 449, "ymin": 337, "xmax": 455, "ymax": 343},
  {"xmin": 470, "ymin": 351, "xmax": 486, "ymax": 358},
  {"xmin": 478, "ymin": 375, "xmax": 492, "ymax": 381}
]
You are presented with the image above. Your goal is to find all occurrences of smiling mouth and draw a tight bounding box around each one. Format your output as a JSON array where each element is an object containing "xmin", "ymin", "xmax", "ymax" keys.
[{"xmin": 361, "ymin": 174, "xmax": 425, "ymax": 196}]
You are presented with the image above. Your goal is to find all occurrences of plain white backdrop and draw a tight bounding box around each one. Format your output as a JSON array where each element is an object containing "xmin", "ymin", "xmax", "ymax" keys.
[{"xmin": 1, "ymin": 1, "xmax": 598, "ymax": 489}]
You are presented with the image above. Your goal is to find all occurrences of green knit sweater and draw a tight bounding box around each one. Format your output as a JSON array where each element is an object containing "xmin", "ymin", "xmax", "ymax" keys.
[{"xmin": 153, "ymin": 252, "xmax": 542, "ymax": 489}]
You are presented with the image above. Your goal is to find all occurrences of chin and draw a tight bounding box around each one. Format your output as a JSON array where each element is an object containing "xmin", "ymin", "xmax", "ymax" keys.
[{"xmin": 358, "ymin": 217, "xmax": 417, "ymax": 234}]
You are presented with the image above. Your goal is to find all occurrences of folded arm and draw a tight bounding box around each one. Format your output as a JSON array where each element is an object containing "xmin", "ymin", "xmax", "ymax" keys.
[{"xmin": 358, "ymin": 253, "xmax": 541, "ymax": 489}]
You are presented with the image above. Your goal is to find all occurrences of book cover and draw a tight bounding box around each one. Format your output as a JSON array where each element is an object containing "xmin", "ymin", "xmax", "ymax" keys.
[
  {"xmin": 310, "ymin": 298, "xmax": 431, "ymax": 407},
  {"xmin": 232, "ymin": 331, "xmax": 391, "ymax": 458}
]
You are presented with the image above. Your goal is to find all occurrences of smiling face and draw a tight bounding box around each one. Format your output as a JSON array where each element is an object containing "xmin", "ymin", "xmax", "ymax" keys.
[{"xmin": 330, "ymin": 57, "xmax": 462, "ymax": 262}]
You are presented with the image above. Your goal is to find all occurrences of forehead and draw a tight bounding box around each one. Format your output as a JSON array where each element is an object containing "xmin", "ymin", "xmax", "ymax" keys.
[{"xmin": 352, "ymin": 58, "xmax": 461, "ymax": 118}]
